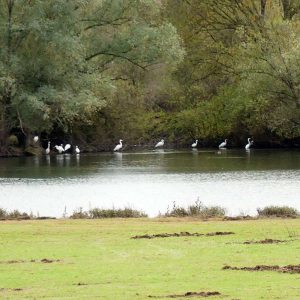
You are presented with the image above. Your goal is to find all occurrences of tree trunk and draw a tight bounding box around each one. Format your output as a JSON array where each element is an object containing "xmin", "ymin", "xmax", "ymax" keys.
[
  {"xmin": 0, "ymin": 0, "xmax": 15, "ymax": 150},
  {"xmin": 261, "ymin": 0, "xmax": 267, "ymax": 17},
  {"xmin": 281, "ymin": 0, "xmax": 296, "ymax": 20},
  {"xmin": 7, "ymin": 0, "xmax": 14, "ymax": 64}
]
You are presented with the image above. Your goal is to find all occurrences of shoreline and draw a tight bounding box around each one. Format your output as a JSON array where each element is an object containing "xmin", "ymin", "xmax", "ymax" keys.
[
  {"xmin": 0, "ymin": 205, "xmax": 299, "ymax": 221},
  {"xmin": 1, "ymin": 145, "xmax": 300, "ymax": 158}
]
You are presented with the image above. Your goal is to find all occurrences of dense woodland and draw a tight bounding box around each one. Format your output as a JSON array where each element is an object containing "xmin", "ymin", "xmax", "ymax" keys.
[{"xmin": 1, "ymin": 0, "xmax": 300, "ymax": 154}]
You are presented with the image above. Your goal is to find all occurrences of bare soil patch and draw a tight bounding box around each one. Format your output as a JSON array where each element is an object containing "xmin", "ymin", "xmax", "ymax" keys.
[
  {"xmin": 0, "ymin": 288, "xmax": 23, "ymax": 292},
  {"xmin": 0, "ymin": 260, "xmax": 25, "ymax": 264},
  {"xmin": 223, "ymin": 264, "xmax": 300, "ymax": 274},
  {"xmin": 131, "ymin": 231, "xmax": 234, "ymax": 239},
  {"xmin": 0, "ymin": 258, "xmax": 61, "ymax": 264},
  {"xmin": 39, "ymin": 258, "xmax": 60, "ymax": 263},
  {"xmin": 223, "ymin": 216, "xmax": 255, "ymax": 221},
  {"xmin": 148, "ymin": 291, "xmax": 221, "ymax": 298},
  {"xmin": 75, "ymin": 282, "xmax": 88, "ymax": 286},
  {"xmin": 243, "ymin": 238, "xmax": 287, "ymax": 244}
]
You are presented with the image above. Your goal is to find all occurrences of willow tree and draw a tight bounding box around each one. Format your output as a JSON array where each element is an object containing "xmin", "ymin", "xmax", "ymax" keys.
[
  {"xmin": 165, "ymin": 0, "xmax": 300, "ymax": 142},
  {"xmin": 0, "ymin": 0, "xmax": 184, "ymax": 150}
]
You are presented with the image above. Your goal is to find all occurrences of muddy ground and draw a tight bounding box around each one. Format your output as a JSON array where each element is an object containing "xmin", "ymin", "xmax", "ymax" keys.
[
  {"xmin": 223, "ymin": 264, "xmax": 300, "ymax": 274},
  {"xmin": 131, "ymin": 231, "xmax": 234, "ymax": 239}
]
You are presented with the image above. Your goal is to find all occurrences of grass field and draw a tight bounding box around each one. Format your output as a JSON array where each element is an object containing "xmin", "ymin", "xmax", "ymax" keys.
[{"xmin": 0, "ymin": 218, "xmax": 299, "ymax": 299}]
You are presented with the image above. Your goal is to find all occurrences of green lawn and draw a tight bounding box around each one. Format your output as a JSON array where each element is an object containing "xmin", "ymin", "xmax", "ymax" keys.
[{"xmin": 0, "ymin": 219, "xmax": 299, "ymax": 299}]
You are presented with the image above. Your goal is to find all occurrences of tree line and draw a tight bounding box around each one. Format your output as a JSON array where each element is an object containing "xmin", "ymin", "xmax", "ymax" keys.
[{"xmin": 1, "ymin": 0, "xmax": 300, "ymax": 154}]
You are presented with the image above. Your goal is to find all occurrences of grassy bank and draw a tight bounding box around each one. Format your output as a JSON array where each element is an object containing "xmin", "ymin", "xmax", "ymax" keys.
[{"xmin": 0, "ymin": 219, "xmax": 299, "ymax": 299}]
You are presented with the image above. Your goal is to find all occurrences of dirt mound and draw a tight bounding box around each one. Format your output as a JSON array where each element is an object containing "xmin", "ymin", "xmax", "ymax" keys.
[
  {"xmin": 148, "ymin": 291, "xmax": 221, "ymax": 298},
  {"xmin": 0, "ymin": 258, "xmax": 61, "ymax": 264},
  {"xmin": 132, "ymin": 231, "xmax": 234, "ymax": 239},
  {"xmin": 223, "ymin": 216, "xmax": 254, "ymax": 221},
  {"xmin": 40, "ymin": 258, "xmax": 60, "ymax": 263},
  {"xmin": 0, "ymin": 260, "xmax": 25, "ymax": 264},
  {"xmin": 0, "ymin": 288, "xmax": 23, "ymax": 292},
  {"xmin": 223, "ymin": 264, "xmax": 300, "ymax": 274},
  {"xmin": 243, "ymin": 239, "xmax": 286, "ymax": 244}
]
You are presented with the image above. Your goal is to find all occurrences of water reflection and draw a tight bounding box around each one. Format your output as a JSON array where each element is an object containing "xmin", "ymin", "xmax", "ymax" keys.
[
  {"xmin": 0, "ymin": 149, "xmax": 300, "ymax": 178},
  {"xmin": 46, "ymin": 155, "xmax": 51, "ymax": 166},
  {"xmin": 153, "ymin": 149, "xmax": 165, "ymax": 154},
  {"xmin": 33, "ymin": 156, "xmax": 40, "ymax": 167},
  {"xmin": 64, "ymin": 154, "xmax": 71, "ymax": 167},
  {"xmin": 56, "ymin": 154, "xmax": 64, "ymax": 167},
  {"xmin": 76, "ymin": 154, "xmax": 80, "ymax": 166}
]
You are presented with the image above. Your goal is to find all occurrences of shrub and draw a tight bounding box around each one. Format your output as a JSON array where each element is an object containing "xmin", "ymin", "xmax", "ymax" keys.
[
  {"xmin": 0, "ymin": 208, "xmax": 31, "ymax": 220},
  {"xmin": 70, "ymin": 207, "xmax": 147, "ymax": 219},
  {"xmin": 7, "ymin": 135, "xmax": 18, "ymax": 146},
  {"xmin": 0, "ymin": 208, "xmax": 7, "ymax": 219},
  {"xmin": 90, "ymin": 207, "xmax": 147, "ymax": 218},
  {"xmin": 257, "ymin": 206, "xmax": 299, "ymax": 218},
  {"xmin": 164, "ymin": 200, "xmax": 226, "ymax": 218},
  {"xmin": 7, "ymin": 210, "xmax": 30, "ymax": 220},
  {"xmin": 69, "ymin": 207, "xmax": 90, "ymax": 219}
]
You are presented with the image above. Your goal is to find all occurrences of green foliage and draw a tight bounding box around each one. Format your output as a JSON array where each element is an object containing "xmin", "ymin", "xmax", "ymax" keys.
[
  {"xmin": 0, "ymin": 0, "xmax": 184, "ymax": 150},
  {"xmin": 1, "ymin": 0, "xmax": 300, "ymax": 149},
  {"xmin": 159, "ymin": 0, "xmax": 300, "ymax": 145}
]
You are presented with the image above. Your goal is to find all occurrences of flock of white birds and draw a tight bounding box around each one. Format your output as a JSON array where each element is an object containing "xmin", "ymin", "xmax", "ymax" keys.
[
  {"xmin": 33, "ymin": 136, "xmax": 80, "ymax": 155},
  {"xmin": 33, "ymin": 135, "xmax": 254, "ymax": 154}
]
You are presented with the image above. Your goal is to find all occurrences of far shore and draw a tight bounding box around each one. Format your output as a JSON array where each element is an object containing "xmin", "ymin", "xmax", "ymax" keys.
[{"xmin": 1, "ymin": 143, "xmax": 300, "ymax": 158}]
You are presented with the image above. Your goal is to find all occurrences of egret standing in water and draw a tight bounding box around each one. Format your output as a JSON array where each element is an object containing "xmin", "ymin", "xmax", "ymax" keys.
[
  {"xmin": 45, "ymin": 141, "xmax": 51, "ymax": 155},
  {"xmin": 64, "ymin": 144, "xmax": 71, "ymax": 152},
  {"xmin": 114, "ymin": 139, "xmax": 123, "ymax": 152},
  {"xmin": 155, "ymin": 139, "xmax": 164, "ymax": 148},
  {"xmin": 219, "ymin": 139, "xmax": 227, "ymax": 149},
  {"xmin": 245, "ymin": 138, "xmax": 253, "ymax": 150},
  {"xmin": 55, "ymin": 144, "xmax": 64, "ymax": 154},
  {"xmin": 75, "ymin": 146, "xmax": 80, "ymax": 154},
  {"xmin": 33, "ymin": 136, "xmax": 39, "ymax": 143},
  {"xmin": 192, "ymin": 140, "xmax": 198, "ymax": 148}
]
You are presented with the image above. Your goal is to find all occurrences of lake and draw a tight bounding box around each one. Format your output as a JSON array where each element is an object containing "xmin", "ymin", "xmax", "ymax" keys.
[{"xmin": 0, "ymin": 149, "xmax": 300, "ymax": 217}]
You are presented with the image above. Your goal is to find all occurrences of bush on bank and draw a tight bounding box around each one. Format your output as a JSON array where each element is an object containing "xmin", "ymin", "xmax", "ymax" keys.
[
  {"xmin": 0, "ymin": 204, "xmax": 299, "ymax": 220},
  {"xmin": 257, "ymin": 206, "xmax": 299, "ymax": 218}
]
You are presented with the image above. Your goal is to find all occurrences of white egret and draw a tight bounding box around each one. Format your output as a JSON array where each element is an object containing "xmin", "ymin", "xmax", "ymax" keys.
[
  {"xmin": 45, "ymin": 142, "xmax": 51, "ymax": 155},
  {"xmin": 219, "ymin": 139, "xmax": 228, "ymax": 149},
  {"xmin": 64, "ymin": 144, "xmax": 71, "ymax": 152},
  {"xmin": 33, "ymin": 136, "xmax": 39, "ymax": 143},
  {"xmin": 245, "ymin": 138, "xmax": 253, "ymax": 150},
  {"xmin": 55, "ymin": 144, "xmax": 64, "ymax": 154},
  {"xmin": 155, "ymin": 139, "xmax": 164, "ymax": 148},
  {"xmin": 192, "ymin": 140, "xmax": 198, "ymax": 148},
  {"xmin": 113, "ymin": 139, "xmax": 123, "ymax": 152},
  {"xmin": 75, "ymin": 146, "xmax": 80, "ymax": 154}
]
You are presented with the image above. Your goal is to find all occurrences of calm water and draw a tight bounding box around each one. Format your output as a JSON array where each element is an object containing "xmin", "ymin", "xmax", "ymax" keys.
[{"xmin": 0, "ymin": 149, "xmax": 300, "ymax": 217}]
